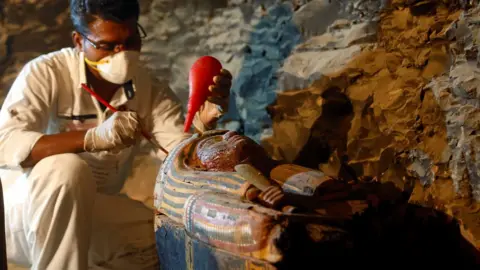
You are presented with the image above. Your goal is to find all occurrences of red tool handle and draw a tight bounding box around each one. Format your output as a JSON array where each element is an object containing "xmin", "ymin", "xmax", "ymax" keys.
[
  {"xmin": 81, "ymin": 83, "xmax": 169, "ymax": 155},
  {"xmin": 81, "ymin": 83, "xmax": 118, "ymax": 112}
]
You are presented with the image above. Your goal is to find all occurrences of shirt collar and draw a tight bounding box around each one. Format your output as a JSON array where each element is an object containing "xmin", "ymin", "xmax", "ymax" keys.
[{"xmin": 78, "ymin": 51, "xmax": 88, "ymax": 88}]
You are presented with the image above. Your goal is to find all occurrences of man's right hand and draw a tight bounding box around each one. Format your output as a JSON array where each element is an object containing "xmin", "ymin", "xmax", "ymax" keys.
[{"xmin": 84, "ymin": 111, "xmax": 141, "ymax": 152}]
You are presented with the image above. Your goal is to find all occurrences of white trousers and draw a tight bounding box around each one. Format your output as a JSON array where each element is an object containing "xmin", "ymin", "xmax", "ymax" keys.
[{"xmin": 3, "ymin": 153, "xmax": 159, "ymax": 270}]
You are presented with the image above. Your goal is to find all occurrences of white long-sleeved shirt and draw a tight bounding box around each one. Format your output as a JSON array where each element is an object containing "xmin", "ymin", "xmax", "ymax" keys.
[{"xmin": 0, "ymin": 47, "xmax": 199, "ymax": 193}]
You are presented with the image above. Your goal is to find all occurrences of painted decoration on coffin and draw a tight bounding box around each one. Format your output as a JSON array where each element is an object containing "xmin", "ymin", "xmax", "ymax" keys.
[
  {"xmin": 155, "ymin": 214, "xmax": 277, "ymax": 270},
  {"xmin": 154, "ymin": 131, "xmax": 251, "ymax": 223},
  {"xmin": 183, "ymin": 192, "xmax": 280, "ymax": 255}
]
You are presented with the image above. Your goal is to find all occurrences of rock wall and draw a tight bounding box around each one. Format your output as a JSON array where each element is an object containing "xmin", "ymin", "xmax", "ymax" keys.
[
  {"xmin": 1, "ymin": 0, "xmax": 480, "ymax": 251},
  {"xmin": 0, "ymin": 0, "xmax": 73, "ymax": 104},
  {"xmin": 264, "ymin": 0, "xmax": 480, "ymax": 248}
]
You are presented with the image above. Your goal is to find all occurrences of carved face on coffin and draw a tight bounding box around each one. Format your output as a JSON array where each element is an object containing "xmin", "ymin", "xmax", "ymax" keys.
[{"xmin": 193, "ymin": 131, "xmax": 275, "ymax": 175}]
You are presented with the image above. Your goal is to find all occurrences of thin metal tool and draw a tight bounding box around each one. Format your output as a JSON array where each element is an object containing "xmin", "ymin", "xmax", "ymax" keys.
[{"xmin": 81, "ymin": 83, "xmax": 169, "ymax": 156}]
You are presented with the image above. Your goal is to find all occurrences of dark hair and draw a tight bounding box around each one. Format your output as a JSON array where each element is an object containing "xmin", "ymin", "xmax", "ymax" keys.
[{"xmin": 69, "ymin": 0, "xmax": 140, "ymax": 35}]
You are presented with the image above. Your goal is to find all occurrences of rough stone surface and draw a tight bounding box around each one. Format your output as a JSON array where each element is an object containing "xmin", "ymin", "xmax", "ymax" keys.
[
  {"xmin": 2, "ymin": 0, "xmax": 480, "ymax": 259},
  {"xmin": 264, "ymin": 0, "xmax": 480, "ymax": 250},
  {"xmin": 0, "ymin": 0, "xmax": 72, "ymax": 105}
]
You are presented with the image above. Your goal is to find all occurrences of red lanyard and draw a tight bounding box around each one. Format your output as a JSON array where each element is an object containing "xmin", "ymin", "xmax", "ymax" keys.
[{"xmin": 81, "ymin": 83, "xmax": 169, "ymax": 155}]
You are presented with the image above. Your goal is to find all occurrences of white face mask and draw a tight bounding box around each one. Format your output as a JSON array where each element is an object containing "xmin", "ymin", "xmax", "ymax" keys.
[{"xmin": 84, "ymin": 51, "xmax": 140, "ymax": 85}]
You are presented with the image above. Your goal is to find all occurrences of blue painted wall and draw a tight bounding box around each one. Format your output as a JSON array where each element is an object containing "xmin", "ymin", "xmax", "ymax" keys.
[{"xmin": 220, "ymin": 3, "xmax": 302, "ymax": 142}]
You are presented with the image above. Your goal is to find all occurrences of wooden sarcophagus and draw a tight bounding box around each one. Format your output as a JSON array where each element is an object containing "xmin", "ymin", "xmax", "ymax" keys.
[{"xmin": 154, "ymin": 130, "xmax": 363, "ymax": 269}]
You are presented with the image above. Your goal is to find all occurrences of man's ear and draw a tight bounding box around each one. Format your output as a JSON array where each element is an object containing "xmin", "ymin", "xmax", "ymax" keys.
[{"xmin": 72, "ymin": 31, "xmax": 83, "ymax": 51}]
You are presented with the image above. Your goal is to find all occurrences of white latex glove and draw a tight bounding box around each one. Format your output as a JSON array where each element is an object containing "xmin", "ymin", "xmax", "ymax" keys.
[{"xmin": 84, "ymin": 111, "xmax": 141, "ymax": 152}]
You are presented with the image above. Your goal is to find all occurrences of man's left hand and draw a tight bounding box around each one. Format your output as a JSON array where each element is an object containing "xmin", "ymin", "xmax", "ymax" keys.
[{"xmin": 198, "ymin": 68, "xmax": 232, "ymax": 129}]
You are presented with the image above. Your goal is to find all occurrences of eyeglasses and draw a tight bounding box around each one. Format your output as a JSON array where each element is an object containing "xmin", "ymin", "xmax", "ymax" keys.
[{"xmin": 81, "ymin": 23, "xmax": 147, "ymax": 52}]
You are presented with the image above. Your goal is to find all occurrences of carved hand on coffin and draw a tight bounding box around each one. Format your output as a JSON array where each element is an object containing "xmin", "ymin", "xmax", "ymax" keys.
[
  {"xmin": 245, "ymin": 185, "xmax": 286, "ymax": 209},
  {"xmin": 257, "ymin": 186, "xmax": 285, "ymax": 209},
  {"xmin": 235, "ymin": 164, "xmax": 286, "ymax": 209}
]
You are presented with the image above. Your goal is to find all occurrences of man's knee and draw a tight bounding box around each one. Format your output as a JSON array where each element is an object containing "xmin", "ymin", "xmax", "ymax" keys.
[{"xmin": 30, "ymin": 153, "xmax": 95, "ymax": 192}]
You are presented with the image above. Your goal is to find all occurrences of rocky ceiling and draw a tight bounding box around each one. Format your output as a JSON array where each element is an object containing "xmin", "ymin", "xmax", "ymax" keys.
[{"xmin": 1, "ymin": 0, "xmax": 480, "ymax": 252}]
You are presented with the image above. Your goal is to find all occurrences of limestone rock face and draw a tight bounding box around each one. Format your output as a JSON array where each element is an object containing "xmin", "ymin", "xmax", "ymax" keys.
[
  {"xmin": 0, "ymin": 0, "xmax": 72, "ymax": 105},
  {"xmin": 264, "ymin": 0, "xmax": 480, "ymax": 249}
]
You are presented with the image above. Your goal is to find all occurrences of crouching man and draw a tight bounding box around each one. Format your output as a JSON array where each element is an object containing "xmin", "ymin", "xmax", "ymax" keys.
[{"xmin": 0, "ymin": 0, "xmax": 232, "ymax": 269}]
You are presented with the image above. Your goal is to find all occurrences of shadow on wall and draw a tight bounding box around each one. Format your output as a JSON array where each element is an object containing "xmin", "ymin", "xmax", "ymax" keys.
[
  {"xmin": 277, "ymin": 181, "xmax": 480, "ymax": 268},
  {"xmin": 294, "ymin": 87, "xmax": 355, "ymax": 169},
  {"xmin": 220, "ymin": 3, "xmax": 302, "ymax": 142},
  {"xmin": 348, "ymin": 197, "xmax": 480, "ymax": 267}
]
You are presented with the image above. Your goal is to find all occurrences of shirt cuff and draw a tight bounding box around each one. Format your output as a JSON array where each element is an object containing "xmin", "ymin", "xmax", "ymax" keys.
[
  {"xmin": 5, "ymin": 130, "xmax": 44, "ymax": 168},
  {"xmin": 192, "ymin": 111, "xmax": 211, "ymax": 133}
]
